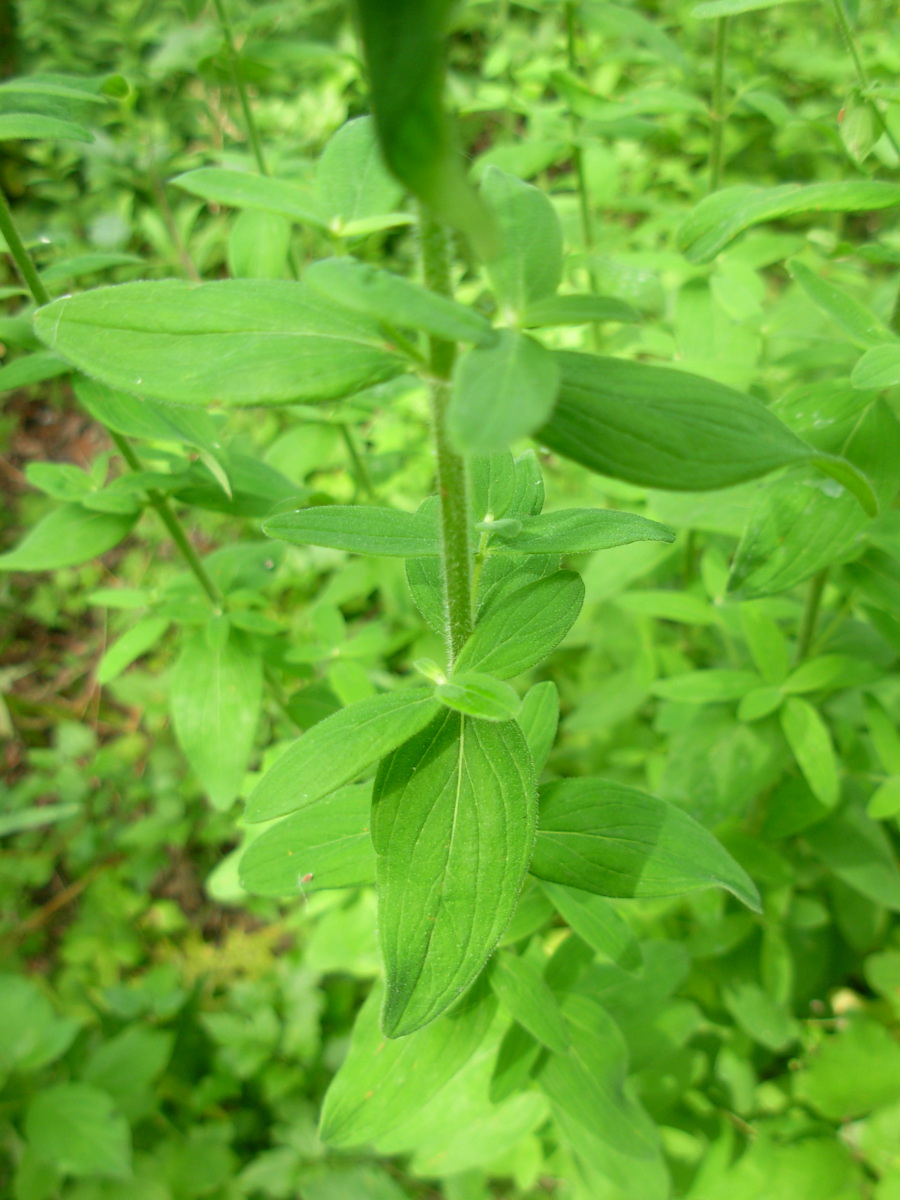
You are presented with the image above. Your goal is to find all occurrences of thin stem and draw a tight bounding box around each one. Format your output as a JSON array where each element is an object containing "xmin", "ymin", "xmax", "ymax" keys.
[
  {"xmin": 708, "ymin": 17, "xmax": 729, "ymax": 194},
  {"xmin": 211, "ymin": 0, "xmax": 268, "ymax": 176},
  {"xmin": 0, "ymin": 185, "xmax": 50, "ymax": 306},
  {"xmin": 339, "ymin": 423, "xmax": 375, "ymax": 500},
  {"xmin": 795, "ymin": 569, "xmax": 828, "ymax": 665},
  {"xmin": 419, "ymin": 210, "xmax": 473, "ymax": 665},
  {"xmin": 830, "ymin": 0, "xmax": 900, "ymax": 160},
  {"xmin": 110, "ymin": 432, "xmax": 223, "ymax": 610},
  {"xmin": 564, "ymin": 3, "xmax": 595, "ymax": 254}
]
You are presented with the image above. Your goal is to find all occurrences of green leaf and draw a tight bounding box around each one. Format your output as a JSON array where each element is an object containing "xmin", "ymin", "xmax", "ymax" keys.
[
  {"xmin": 789, "ymin": 259, "xmax": 896, "ymax": 349},
  {"xmin": 305, "ymin": 257, "xmax": 494, "ymax": 345},
  {"xmin": 319, "ymin": 979, "xmax": 496, "ymax": 1147},
  {"xmin": 540, "ymin": 881, "xmax": 643, "ymax": 971},
  {"xmin": 522, "ymin": 293, "xmax": 639, "ymax": 328},
  {"xmin": 455, "ymin": 570, "xmax": 585, "ymax": 679},
  {"xmin": 651, "ymin": 670, "xmax": 761, "ymax": 703},
  {"xmin": 350, "ymin": 0, "xmax": 493, "ymax": 253},
  {"xmin": 852, "ymin": 343, "xmax": 900, "ymax": 390},
  {"xmin": 866, "ymin": 697, "xmax": 900, "ymax": 775},
  {"xmin": 449, "ymin": 329, "xmax": 559, "ymax": 454},
  {"xmin": 262, "ymin": 505, "xmax": 438, "ymax": 557},
  {"xmin": 172, "ymin": 168, "xmax": 328, "ymax": 226},
  {"xmin": 373, "ymin": 711, "xmax": 537, "ymax": 1036},
  {"xmin": 490, "ymin": 952, "xmax": 569, "ymax": 1053},
  {"xmin": 481, "ymin": 167, "xmax": 563, "ymax": 316},
  {"xmin": 171, "ymin": 624, "xmax": 263, "ymax": 810},
  {"xmin": 489, "ymin": 507, "xmax": 674, "ymax": 554},
  {"xmin": 239, "ymin": 784, "xmax": 375, "ymax": 896},
  {"xmin": 0, "ymin": 503, "xmax": 136, "ymax": 572},
  {"xmin": 794, "ymin": 1017, "xmax": 900, "ymax": 1120},
  {"xmin": 867, "ymin": 778, "xmax": 900, "ymax": 820},
  {"xmin": 34, "ymin": 281, "xmax": 406, "ymax": 407},
  {"xmin": 316, "ymin": 116, "xmax": 405, "ymax": 227},
  {"xmin": 97, "ymin": 616, "xmax": 168, "ymax": 684},
  {"xmin": 0, "ymin": 975, "xmax": 78, "ymax": 1077},
  {"xmin": 804, "ymin": 805, "xmax": 900, "ymax": 910},
  {"xmin": 245, "ymin": 689, "xmax": 441, "ymax": 823},
  {"xmin": 0, "ymin": 351, "xmax": 69, "ymax": 392},
  {"xmin": 74, "ymin": 377, "xmax": 224, "ymax": 454},
  {"xmin": 517, "ymin": 680, "xmax": 559, "ymax": 775},
  {"xmin": 436, "ymin": 672, "xmax": 521, "ymax": 721},
  {"xmin": 541, "ymin": 351, "xmax": 812, "ymax": 491},
  {"xmin": 779, "ymin": 696, "xmax": 840, "ymax": 809},
  {"xmin": 0, "ymin": 113, "xmax": 92, "ymax": 141},
  {"xmin": 693, "ymin": 0, "xmax": 811, "ymax": 15},
  {"xmin": 228, "ymin": 209, "xmax": 291, "ymax": 280},
  {"xmin": 530, "ymin": 777, "xmax": 761, "ymax": 911},
  {"xmin": 677, "ymin": 181, "xmax": 900, "ymax": 264},
  {"xmin": 25, "ymin": 1083, "xmax": 131, "ymax": 1179}
]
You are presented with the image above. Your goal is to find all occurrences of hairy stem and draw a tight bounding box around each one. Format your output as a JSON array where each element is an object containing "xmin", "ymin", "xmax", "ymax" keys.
[
  {"xmin": 419, "ymin": 210, "xmax": 473, "ymax": 664},
  {"xmin": 0, "ymin": 185, "xmax": 51, "ymax": 306},
  {"xmin": 708, "ymin": 17, "xmax": 729, "ymax": 193},
  {"xmin": 795, "ymin": 568, "xmax": 829, "ymax": 665}
]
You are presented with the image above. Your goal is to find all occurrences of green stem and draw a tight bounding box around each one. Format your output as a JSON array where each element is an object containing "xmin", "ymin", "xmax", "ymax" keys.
[
  {"xmin": 111, "ymin": 433, "xmax": 224, "ymax": 610},
  {"xmin": 0, "ymin": 185, "xmax": 50, "ymax": 306},
  {"xmin": 708, "ymin": 17, "xmax": 729, "ymax": 193},
  {"xmin": 339, "ymin": 423, "xmax": 375, "ymax": 500},
  {"xmin": 419, "ymin": 210, "xmax": 473, "ymax": 665},
  {"xmin": 795, "ymin": 568, "xmax": 828, "ymax": 665},
  {"xmin": 564, "ymin": 3, "xmax": 594, "ymax": 254},
  {"xmin": 829, "ymin": 0, "xmax": 900, "ymax": 160},
  {"xmin": 211, "ymin": 0, "xmax": 268, "ymax": 177}
]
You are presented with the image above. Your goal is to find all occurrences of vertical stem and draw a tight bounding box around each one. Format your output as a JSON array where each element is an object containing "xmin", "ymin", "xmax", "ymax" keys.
[
  {"xmin": 708, "ymin": 17, "xmax": 729, "ymax": 194},
  {"xmin": 339, "ymin": 424, "xmax": 375, "ymax": 500},
  {"xmin": 211, "ymin": 0, "xmax": 269, "ymax": 176},
  {"xmin": 795, "ymin": 568, "xmax": 828, "ymax": 665},
  {"xmin": 829, "ymin": 0, "xmax": 900, "ymax": 159},
  {"xmin": 564, "ymin": 3, "xmax": 595, "ymax": 254},
  {"xmin": 419, "ymin": 210, "xmax": 473, "ymax": 664},
  {"xmin": 0, "ymin": 186, "xmax": 51, "ymax": 306}
]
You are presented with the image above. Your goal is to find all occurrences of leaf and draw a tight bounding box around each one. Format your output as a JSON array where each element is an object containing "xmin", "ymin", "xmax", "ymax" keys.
[
  {"xmin": 677, "ymin": 181, "xmax": 900, "ymax": 264},
  {"xmin": 866, "ymin": 697, "xmax": 900, "ymax": 775},
  {"xmin": 540, "ymin": 881, "xmax": 643, "ymax": 971},
  {"xmin": 540, "ymin": 351, "xmax": 812, "ymax": 491},
  {"xmin": 436, "ymin": 672, "xmax": 521, "ymax": 721},
  {"xmin": 228, "ymin": 210, "xmax": 291, "ymax": 280},
  {"xmin": 0, "ymin": 975, "xmax": 78, "ymax": 1078},
  {"xmin": 779, "ymin": 696, "xmax": 840, "ymax": 809},
  {"xmin": 74, "ymin": 377, "xmax": 224, "ymax": 454},
  {"xmin": 530, "ymin": 777, "xmax": 761, "ymax": 911},
  {"xmin": 867, "ymin": 778, "xmax": 900, "ymax": 820},
  {"xmin": 692, "ymin": 0, "xmax": 811, "ymax": 15},
  {"xmin": 305, "ymin": 257, "xmax": 494, "ymax": 345},
  {"xmin": 245, "ymin": 690, "xmax": 441, "ymax": 823},
  {"xmin": 517, "ymin": 680, "xmax": 559, "ymax": 774},
  {"xmin": 316, "ymin": 116, "xmax": 404, "ymax": 226},
  {"xmin": 455, "ymin": 570, "xmax": 585, "ymax": 679},
  {"xmin": 25, "ymin": 1083, "xmax": 131, "ymax": 1179},
  {"xmin": 34, "ymin": 281, "xmax": 406, "ymax": 407},
  {"xmin": 0, "ymin": 113, "xmax": 92, "ymax": 141},
  {"xmin": 490, "ymin": 952, "xmax": 569, "ymax": 1052},
  {"xmin": 651, "ymin": 670, "xmax": 761, "ymax": 703},
  {"xmin": 373, "ymin": 711, "xmax": 537, "ymax": 1036},
  {"xmin": 804, "ymin": 805, "xmax": 900, "ymax": 910},
  {"xmin": 0, "ymin": 503, "xmax": 136, "ymax": 572},
  {"xmin": 794, "ymin": 1017, "xmax": 900, "ymax": 1120},
  {"xmin": 0, "ymin": 350, "xmax": 69, "ymax": 392},
  {"xmin": 481, "ymin": 167, "xmax": 563, "ymax": 315},
  {"xmin": 239, "ymin": 784, "xmax": 375, "ymax": 896},
  {"xmin": 171, "ymin": 168, "xmax": 329, "ymax": 226},
  {"xmin": 262, "ymin": 505, "xmax": 438, "ymax": 557},
  {"xmin": 96, "ymin": 616, "xmax": 168, "ymax": 684},
  {"xmin": 852, "ymin": 343, "xmax": 900, "ymax": 390},
  {"xmin": 449, "ymin": 329, "xmax": 560, "ymax": 454},
  {"xmin": 350, "ymin": 0, "xmax": 493, "ymax": 253},
  {"xmin": 789, "ymin": 259, "xmax": 896, "ymax": 349},
  {"xmin": 489, "ymin": 507, "xmax": 674, "ymax": 554},
  {"xmin": 522, "ymin": 293, "xmax": 639, "ymax": 327},
  {"xmin": 319, "ymin": 979, "xmax": 496, "ymax": 1148}
]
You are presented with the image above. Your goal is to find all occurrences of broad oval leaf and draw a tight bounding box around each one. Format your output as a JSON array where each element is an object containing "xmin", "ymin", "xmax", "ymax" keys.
[
  {"xmin": 489, "ymin": 507, "xmax": 674, "ymax": 554},
  {"xmin": 373, "ymin": 711, "xmax": 537, "ymax": 1036},
  {"xmin": 481, "ymin": 167, "xmax": 563, "ymax": 315},
  {"xmin": 530, "ymin": 777, "xmax": 761, "ymax": 911},
  {"xmin": 455, "ymin": 570, "xmax": 585, "ymax": 679},
  {"xmin": 239, "ymin": 783, "xmax": 375, "ymax": 896},
  {"xmin": 316, "ymin": 116, "xmax": 404, "ymax": 226},
  {"xmin": 0, "ymin": 503, "xmax": 136, "ymax": 572},
  {"xmin": 34, "ymin": 281, "xmax": 406, "ymax": 407},
  {"xmin": 245, "ymin": 689, "xmax": 441, "ymax": 823},
  {"xmin": 490, "ymin": 952, "xmax": 569, "ymax": 1053},
  {"xmin": 263, "ymin": 504, "xmax": 438, "ymax": 557}
]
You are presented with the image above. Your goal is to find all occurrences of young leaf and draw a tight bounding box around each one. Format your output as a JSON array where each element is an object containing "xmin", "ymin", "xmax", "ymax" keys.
[
  {"xmin": 779, "ymin": 696, "xmax": 840, "ymax": 809},
  {"xmin": 449, "ymin": 329, "xmax": 560, "ymax": 454},
  {"xmin": 239, "ymin": 784, "xmax": 375, "ymax": 896},
  {"xmin": 171, "ymin": 168, "xmax": 329, "ymax": 227},
  {"xmin": 489, "ymin": 507, "xmax": 674, "ymax": 554},
  {"xmin": 517, "ymin": 680, "xmax": 560, "ymax": 775},
  {"xmin": 522, "ymin": 293, "xmax": 639, "ymax": 328},
  {"xmin": 305, "ymin": 257, "xmax": 494, "ymax": 345},
  {"xmin": 25, "ymin": 1083, "xmax": 131, "ymax": 1179},
  {"xmin": 263, "ymin": 504, "xmax": 438, "ymax": 557},
  {"xmin": 0, "ymin": 504, "xmax": 137, "ymax": 572},
  {"xmin": 677, "ymin": 181, "xmax": 900, "ymax": 264},
  {"xmin": 245, "ymin": 690, "xmax": 441, "ymax": 823},
  {"xmin": 373, "ymin": 711, "xmax": 537, "ymax": 1036},
  {"xmin": 481, "ymin": 166, "xmax": 563, "ymax": 315},
  {"xmin": 789, "ymin": 260, "xmax": 896, "ymax": 350},
  {"xmin": 454, "ymin": 570, "xmax": 585, "ymax": 679},
  {"xmin": 530, "ymin": 778, "xmax": 761, "ymax": 911},
  {"xmin": 316, "ymin": 116, "xmax": 404, "ymax": 226},
  {"xmin": 540, "ymin": 881, "xmax": 642, "ymax": 971},
  {"xmin": 171, "ymin": 625, "xmax": 263, "ymax": 810},
  {"xmin": 852, "ymin": 344, "xmax": 900, "ymax": 390},
  {"xmin": 319, "ymin": 979, "xmax": 496, "ymax": 1148},
  {"xmin": 490, "ymin": 952, "xmax": 569, "ymax": 1053},
  {"xmin": 96, "ymin": 616, "xmax": 168, "ymax": 685},
  {"xmin": 436, "ymin": 672, "xmax": 521, "ymax": 721},
  {"xmin": 34, "ymin": 281, "xmax": 406, "ymax": 406}
]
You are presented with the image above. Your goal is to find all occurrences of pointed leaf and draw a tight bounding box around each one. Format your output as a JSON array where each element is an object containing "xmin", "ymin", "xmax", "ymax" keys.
[
  {"xmin": 97, "ymin": 616, "xmax": 168, "ymax": 684},
  {"xmin": 789, "ymin": 259, "xmax": 896, "ymax": 350},
  {"xmin": 262, "ymin": 504, "xmax": 438, "ymax": 557},
  {"xmin": 805, "ymin": 806, "xmax": 900, "ymax": 910},
  {"xmin": 517, "ymin": 680, "xmax": 559, "ymax": 775},
  {"xmin": 522, "ymin": 293, "xmax": 639, "ymax": 327},
  {"xmin": 373, "ymin": 712, "xmax": 537, "ymax": 1036},
  {"xmin": 0, "ymin": 113, "xmax": 92, "ymax": 141},
  {"xmin": 780, "ymin": 696, "xmax": 840, "ymax": 809},
  {"xmin": 540, "ymin": 881, "xmax": 642, "ymax": 971},
  {"xmin": 489, "ymin": 507, "xmax": 674, "ymax": 554},
  {"xmin": 245, "ymin": 690, "xmax": 441, "ymax": 823},
  {"xmin": 0, "ymin": 503, "xmax": 136, "ymax": 572},
  {"xmin": 171, "ymin": 168, "xmax": 328, "ymax": 225},
  {"xmin": 852, "ymin": 343, "xmax": 900, "ymax": 390},
  {"xmin": 490, "ymin": 952, "xmax": 569, "ymax": 1052}
]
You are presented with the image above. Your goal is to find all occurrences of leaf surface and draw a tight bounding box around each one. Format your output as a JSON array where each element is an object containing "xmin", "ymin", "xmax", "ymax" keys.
[
  {"xmin": 490, "ymin": 507, "xmax": 674, "ymax": 554},
  {"xmin": 490, "ymin": 953, "xmax": 569, "ymax": 1052},
  {"xmin": 481, "ymin": 167, "xmax": 563, "ymax": 314},
  {"xmin": 541, "ymin": 881, "xmax": 643, "ymax": 970},
  {"xmin": 0, "ymin": 504, "xmax": 136, "ymax": 572},
  {"xmin": 263, "ymin": 504, "xmax": 438, "ymax": 557},
  {"xmin": 172, "ymin": 168, "xmax": 328, "ymax": 226}
]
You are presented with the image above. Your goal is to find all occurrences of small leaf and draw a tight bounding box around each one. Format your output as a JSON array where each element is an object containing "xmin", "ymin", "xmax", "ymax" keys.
[
  {"xmin": 239, "ymin": 784, "xmax": 375, "ymax": 895},
  {"xmin": 97, "ymin": 616, "xmax": 168, "ymax": 684},
  {"xmin": 0, "ymin": 113, "xmax": 92, "ymax": 141},
  {"xmin": 26, "ymin": 1083, "xmax": 131, "ymax": 1179},
  {"xmin": 517, "ymin": 680, "xmax": 559, "ymax": 775},
  {"xmin": 316, "ymin": 116, "xmax": 404, "ymax": 225},
  {"xmin": 449, "ymin": 330, "xmax": 560, "ymax": 454},
  {"xmin": 489, "ymin": 507, "xmax": 674, "ymax": 554},
  {"xmin": 490, "ymin": 953, "xmax": 569, "ymax": 1052},
  {"xmin": 866, "ymin": 697, "xmax": 900, "ymax": 775},
  {"xmin": 245, "ymin": 690, "xmax": 441, "ymax": 823},
  {"xmin": 693, "ymin": 0, "xmax": 811, "ymax": 14},
  {"xmin": 530, "ymin": 777, "xmax": 761, "ymax": 911},
  {"xmin": 789, "ymin": 259, "xmax": 895, "ymax": 349},
  {"xmin": 540, "ymin": 881, "xmax": 642, "ymax": 971},
  {"xmin": 0, "ymin": 504, "xmax": 136, "ymax": 572},
  {"xmin": 455, "ymin": 570, "xmax": 585, "ymax": 679},
  {"xmin": 172, "ymin": 168, "xmax": 328, "ymax": 226},
  {"xmin": 0, "ymin": 351, "xmax": 69, "ymax": 392},
  {"xmin": 436, "ymin": 672, "xmax": 521, "ymax": 721},
  {"xmin": 779, "ymin": 696, "xmax": 840, "ymax": 809},
  {"xmin": 868, "ymin": 778, "xmax": 900, "ymax": 820},
  {"xmin": 805, "ymin": 806, "xmax": 900, "ymax": 910},
  {"xmin": 373, "ymin": 712, "xmax": 537, "ymax": 1036},
  {"xmin": 852, "ymin": 343, "xmax": 900, "ymax": 390},
  {"xmin": 263, "ymin": 504, "xmax": 438, "ymax": 557},
  {"xmin": 481, "ymin": 167, "xmax": 563, "ymax": 315},
  {"xmin": 522, "ymin": 293, "xmax": 639, "ymax": 327}
]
